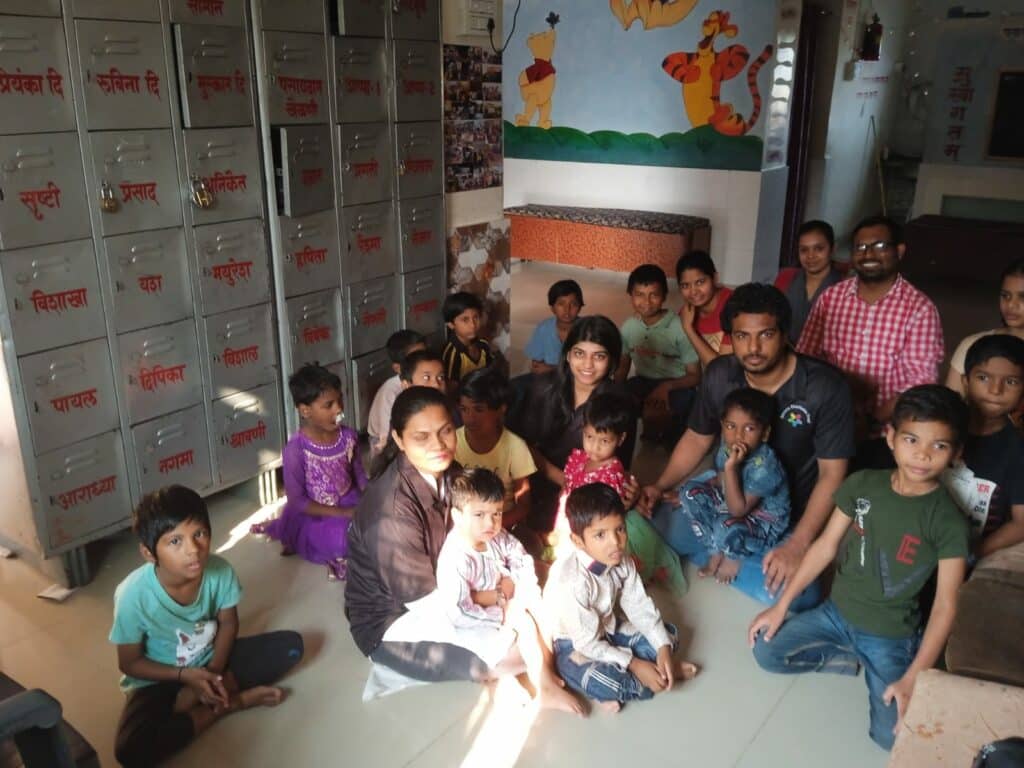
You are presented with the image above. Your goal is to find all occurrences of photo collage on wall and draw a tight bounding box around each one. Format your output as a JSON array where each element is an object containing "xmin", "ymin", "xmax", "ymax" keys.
[{"xmin": 443, "ymin": 44, "xmax": 503, "ymax": 192}]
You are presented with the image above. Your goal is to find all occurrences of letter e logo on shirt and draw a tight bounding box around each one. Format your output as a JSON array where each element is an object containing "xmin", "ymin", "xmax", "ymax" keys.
[{"xmin": 895, "ymin": 534, "xmax": 921, "ymax": 565}]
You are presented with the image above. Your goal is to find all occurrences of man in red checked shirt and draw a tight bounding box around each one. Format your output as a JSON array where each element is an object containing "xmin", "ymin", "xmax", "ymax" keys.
[{"xmin": 797, "ymin": 215, "xmax": 944, "ymax": 469}]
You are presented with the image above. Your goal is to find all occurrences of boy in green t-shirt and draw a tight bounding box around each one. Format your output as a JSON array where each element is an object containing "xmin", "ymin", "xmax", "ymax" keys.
[{"xmin": 748, "ymin": 385, "xmax": 970, "ymax": 751}]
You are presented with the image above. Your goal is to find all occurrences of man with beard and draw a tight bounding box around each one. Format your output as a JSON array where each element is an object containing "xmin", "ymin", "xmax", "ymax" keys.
[
  {"xmin": 640, "ymin": 283, "xmax": 855, "ymax": 607},
  {"xmin": 797, "ymin": 215, "xmax": 944, "ymax": 469}
]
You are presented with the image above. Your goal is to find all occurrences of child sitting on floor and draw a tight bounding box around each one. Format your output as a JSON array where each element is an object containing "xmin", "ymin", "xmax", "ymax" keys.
[
  {"xmin": 678, "ymin": 387, "xmax": 790, "ymax": 584},
  {"xmin": 400, "ymin": 348, "xmax": 447, "ymax": 392},
  {"xmin": 111, "ymin": 486, "xmax": 303, "ymax": 768},
  {"xmin": 524, "ymin": 279, "xmax": 584, "ymax": 375},
  {"xmin": 253, "ymin": 364, "xmax": 366, "ymax": 581},
  {"xmin": 367, "ymin": 330, "xmax": 426, "ymax": 459},
  {"xmin": 546, "ymin": 483, "xmax": 699, "ymax": 712}
]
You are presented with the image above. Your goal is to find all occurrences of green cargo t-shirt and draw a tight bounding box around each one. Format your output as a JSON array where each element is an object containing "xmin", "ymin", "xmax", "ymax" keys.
[
  {"xmin": 832, "ymin": 469, "xmax": 968, "ymax": 638},
  {"xmin": 620, "ymin": 311, "xmax": 698, "ymax": 380}
]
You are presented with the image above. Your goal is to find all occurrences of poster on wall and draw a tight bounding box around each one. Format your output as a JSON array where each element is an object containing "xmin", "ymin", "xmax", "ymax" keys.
[
  {"xmin": 444, "ymin": 44, "xmax": 503, "ymax": 192},
  {"xmin": 501, "ymin": 1, "xmax": 776, "ymax": 170}
]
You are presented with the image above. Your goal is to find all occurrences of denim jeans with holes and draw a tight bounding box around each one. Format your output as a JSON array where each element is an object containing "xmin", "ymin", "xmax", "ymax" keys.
[
  {"xmin": 554, "ymin": 622, "xmax": 678, "ymax": 704},
  {"xmin": 751, "ymin": 600, "xmax": 920, "ymax": 750}
]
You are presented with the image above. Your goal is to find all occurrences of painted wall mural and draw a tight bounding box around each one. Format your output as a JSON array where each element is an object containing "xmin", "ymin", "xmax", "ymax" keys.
[{"xmin": 501, "ymin": 0, "xmax": 776, "ymax": 170}]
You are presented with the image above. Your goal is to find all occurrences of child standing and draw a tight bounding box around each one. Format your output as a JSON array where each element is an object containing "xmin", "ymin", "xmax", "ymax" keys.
[
  {"xmin": 442, "ymin": 291, "xmax": 494, "ymax": 391},
  {"xmin": 525, "ymin": 279, "xmax": 584, "ymax": 375},
  {"xmin": 678, "ymin": 388, "xmax": 790, "ymax": 584},
  {"xmin": 547, "ymin": 483, "xmax": 699, "ymax": 712},
  {"xmin": 944, "ymin": 334, "xmax": 1024, "ymax": 560},
  {"xmin": 617, "ymin": 264, "xmax": 700, "ymax": 443},
  {"xmin": 367, "ymin": 330, "xmax": 426, "ymax": 459},
  {"xmin": 254, "ymin": 364, "xmax": 366, "ymax": 580},
  {"xmin": 749, "ymin": 385, "xmax": 970, "ymax": 750},
  {"xmin": 111, "ymin": 486, "xmax": 303, "ymax": 768}
]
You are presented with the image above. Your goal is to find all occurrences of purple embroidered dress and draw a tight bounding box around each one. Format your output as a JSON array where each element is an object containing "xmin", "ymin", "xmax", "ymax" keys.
[{"xmin": 261, "ymin": 427, "xmax": 368, "ymax": 564}]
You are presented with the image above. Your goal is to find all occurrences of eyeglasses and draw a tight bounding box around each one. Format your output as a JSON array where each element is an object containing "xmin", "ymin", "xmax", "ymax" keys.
[{"xmin": 852, "ymin": 240, "xmax": 894, "ymax": 255}]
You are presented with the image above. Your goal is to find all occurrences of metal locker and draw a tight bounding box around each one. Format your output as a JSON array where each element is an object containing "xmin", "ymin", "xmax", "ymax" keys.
[
  {"xmin": 212, "ymin": 381, "xmax": 282, "ymax": 487},
  {"xmin": 324, "ymin": 359, "xmax": 353, "ymax": 427},
  {"xmin": 1, "ymin": 239, "xmax": 106, "ymax": 355},
  {"xmin": 193, "ymin": 218, "xmax": 271, "ymax": 315},
  {"xmin": 258, "ymin": 0, "xmax": 324, "ymax": 33},
  {"xmin": 275, "ymin": 124, "xmax": 333, "ymax": 217},
  {"xmin": 0, "ymin": 2, "xmax": 61, "ymax": 17},
  {"xmin": 345, "ymin": 275, "xmax": 396, "ymax": 358},
  {"xmin": 392, "ymin": 40, "xmax": 440, "ymax": 122},
  {"xmin": 105, "ymin": 228, "xmax": 193, "ymax": 334},
  {"xmin": 71, "ymin": 1, "xmax": 161, "ymax": 21},
  {"xmin": 75, "ymin": 20, "xmax": 171, "ymax": 130},
  {"xmin": 169, "ymin": 0, "xmax": 245, "ymax": 26},
  {"xmin": 400, "ymin": 265, "xmax": 443, "ymax": 338},
  {"xmin": 90, "ymin": 130, "xmax": 183, "ymax": 236},
  {"xmin": 18, "ymin": 337, "xmax": 119, "ymax": 455},
  {"xmin": 204, "ymin": 303, "xmax": 276, "ymax": 398},
  {"xmin": 337, "ymin": 122, "xmax": 392, "ymax": 206},
  {"xmin": 285, "ymin": 288, "xmax": 344, "ymax": 368},
  {"xmin": 0, "ymin": 16, "xmax": 76, "ymax": 134},
  {"xmin": 335, "ymin": 0, "xmax": 386, "ymax": 37},
  {"xmin": 37, "ymin": 430, "xmax": 131, "ymax": 551},
  {"xmin": 262, "ymin": 31, "xmax": 327, "ymax": 124},
  {"xmin": 349, "ymin": 346, "xmax": 390, "ymax": 431},
  {"xmin": 340, "ymin": 200, "xmax": 396, "ymax": 284},
  {"xmin": 397, "ymin": 195, "xmax": 443, "ymax": 272},
  {"xmin": 0, "ymin": 132, "xmax": 91, "ymax": 250},
  {"xmin": 333, "ymin": 37, "xmax": 387, "ymax": 124},
  {"xmin": 131, "ymin": 404, "xmax": 213, "ymax": 496},
  {"xmin": 390, "ymin": 0, "xmax": 439, "ymax": 41},
  {"xmin": 279, "ymin": 209, "xmax": 340, "ymax": 298},
  {"xmin": 183, "ymin": 128, "xmax": 262, "ymax": 225},
  {"xmin": 395, "ymin": 121, "xmax": 442, "ymax": 199},
  {"xmin": 174, "ymin": 25, "xmax": 252, "ymax": 128},
  {"xmin": 118, "ymin": 318, "xmax": 204, "ymax": 424}
]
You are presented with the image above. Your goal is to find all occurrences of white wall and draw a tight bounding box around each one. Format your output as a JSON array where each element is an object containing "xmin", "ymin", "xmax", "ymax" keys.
[{"xmin": 503, "ymin": 159, "xmax": 763, "ymax": 286}]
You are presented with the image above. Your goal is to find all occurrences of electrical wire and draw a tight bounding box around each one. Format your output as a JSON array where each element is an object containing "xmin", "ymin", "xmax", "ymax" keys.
[{"xmin": 489, "ymin": 0, "xmax": 522, "ymax": 55}]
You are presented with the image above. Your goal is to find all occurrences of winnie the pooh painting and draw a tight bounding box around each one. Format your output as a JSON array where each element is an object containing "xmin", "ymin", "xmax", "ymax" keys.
[{"xmin": 515, "ymin": 12, "xmax": 559, "ymax": 129}]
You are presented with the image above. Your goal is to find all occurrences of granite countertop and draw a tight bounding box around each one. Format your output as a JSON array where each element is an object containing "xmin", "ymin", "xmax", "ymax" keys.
[{"xmin": 504, "ymin": 204, "xmax": 710, "ymax": 235}]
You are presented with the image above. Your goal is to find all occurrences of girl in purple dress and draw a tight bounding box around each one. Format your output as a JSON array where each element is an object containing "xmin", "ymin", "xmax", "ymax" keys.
[{"xmin": 253, "ymin": 364, "xmax": 367, "ymax": 580}]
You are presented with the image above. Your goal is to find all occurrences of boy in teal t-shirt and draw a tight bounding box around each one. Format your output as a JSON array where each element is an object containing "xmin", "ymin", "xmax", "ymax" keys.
[
  {"xmin": 749, "ymin": 385, "xmax": 970, "ymax": 751},
  {"xmin": 110, "ymin": 485, "xmax": 304, "ymax": 767}
]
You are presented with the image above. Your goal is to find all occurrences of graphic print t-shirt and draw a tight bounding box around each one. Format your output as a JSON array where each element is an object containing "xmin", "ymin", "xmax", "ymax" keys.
[{"xmin": 832, "ymin": 470, "xmax": 968, "ymax": 638}]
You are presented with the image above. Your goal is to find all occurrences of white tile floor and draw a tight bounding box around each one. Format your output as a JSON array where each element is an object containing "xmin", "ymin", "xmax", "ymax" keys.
[{"xmin": 0, "ymin": 261, "xmax": 889, "ymax": 768}]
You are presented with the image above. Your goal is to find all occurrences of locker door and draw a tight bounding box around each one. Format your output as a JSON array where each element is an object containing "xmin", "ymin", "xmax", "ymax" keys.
[
  {"xmin": 339, "ymin": 201, "xmax": 396, "ymax": 284},
  {"xmin": 105, "ymin": 228, "xmax": 193, "ymax": 334},
  {"xmin": 0, "ymin": 132, "xmax": 91, "ymax": 250},
  {"xmin": 174, "ymin": 25, "xmax": 252, "ymax": 128},
  {"xmin": 280, "ymin": 209, "xmax": 340, "ymax": 298},
  {"xmin": 337, "ymin": 122, "xmax": 392, "ymax": 206},
  {"xmin": 71, "ymin": 0, "xmax": 161, "ymax": 20},
  {"xmin": 37, "ymin": 430, "xmax": 131, "ymax": 551},
  {"xmin": 286, "ymin": 288, "xmax": 344, "ymax": 368},
  {"xmin": 401, "ymin": 265, "xmax": 443, "ymax": 338},
  {"xmin": 193, "ymin": 218, "xmax": 271, "ymax": 315},
  {"xmin": 1, "ymin": 238, "xmax": 105, "ymax": 355},
  {"xmin": 276, "ymin": 124, "xmax": 333, "ymax": 217},
  {"xmin": 336, "ymin": 0, "xmax": 386, "ymax": 37},
  {"xmin": 183, "ymin": 128, "xmax": 262, "ymax": 225},
  {"xmin": 392, "ymin": 40, "xmax": 440, "ymax": 121},
  {"xmin": 333, "ymin": 36, "xmax": 387, "ymax": 124},
  {"xmin": 0, "ymin": 16, "xmax": 75, "ymax": 134},
  {"xmin": 397, "ymin": 195, "xmax": 443, "ymax": 272},
  {"xmin": 91, "ymin": 130, "xmax": 183, "ymax": 236},
  {"xmin": 212, "ymin": 382, "xmax": 282, "ymax": 486},
  {"xmin": 131, "ymin": 404, "xmax": 213, "ymax": 496},
  {"xmin": 262, "ymin": 31, "xmax": 327, "ymax": 124},
  {"xmin": 75, "ymin": 20, "xmax": 171, "ymax": 130},
  {"xmin": 395, "ymin": 121, "xmax": 442, "ymax": 199},
  {"xmin": 19, "ymin": 338, "xmax": 119, "ymax": 454},
  {"xmin": 169, "ymin": 0, "xmax": 245, "ymax": 26},
  {"xmin": 258, "ymin": 0, "xmax": 324, "ymax": 33},
  {"xmin": 391, "ymin": 0, "xmax": 439, "ymax": 41},
  {"xmin": 118, "ymin": 318, "xmax": 204, "ymax": 424},
  {"xmin": 345, "ymin": 275, "xmax": 396, "ymax": 358},
  {"xmin": 350, "ymin": 347, "xmax": 390, "ymax": 431},
  {"xmin": 0, "ymin": 1, "xmax": 61, "ymax": 16},
  {"xmin": 204, "ymin": 303, "xmax": 276, "ymax": 398}
]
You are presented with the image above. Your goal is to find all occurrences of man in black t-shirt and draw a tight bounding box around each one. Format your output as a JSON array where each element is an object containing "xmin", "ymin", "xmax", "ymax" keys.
[{"xmin": 640, "ymin": 283, "xmax": 855, "ymax": 606}]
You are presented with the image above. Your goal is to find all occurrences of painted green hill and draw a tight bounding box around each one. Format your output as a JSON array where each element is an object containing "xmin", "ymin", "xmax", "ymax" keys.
[{"xmin": 503, "ymin": 122, "xmax": 763, "ymax": 171}]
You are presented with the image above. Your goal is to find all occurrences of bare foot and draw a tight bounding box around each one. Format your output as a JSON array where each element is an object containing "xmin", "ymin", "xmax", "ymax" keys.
[
  {"xmin": 539, "ymin": 678, "xmax": 586, "ymax": 716},
  {"xmin": 596, "ymin": 700, "xmax": 621, "ymax": 714},
  {"xmin": 714, "ymin": 557, "xmax": 739, "ymax": 584},
  {"xmin": 698, "ymin": 552, "xmax": 723, "ymax": 578},
  {"xmin": 238, "ymin": 686, "xmax": 285, "ymax": 710},
  {"xmin": 676, "ymin": 661, "xmax": 700, "ymax": 681}
]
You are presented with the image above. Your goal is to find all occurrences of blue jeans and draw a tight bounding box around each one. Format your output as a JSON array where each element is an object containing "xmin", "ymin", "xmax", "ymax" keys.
[
  {"xmin": 651, "ymin": 499, "xmax": 822, "ymax": 610},
  {"xmin": 554, "ymin": 623, "xmax": 678, "ymax": 704},
  {"xmin": 751, "ymin": 600, "xmax": 920, "ymax": 750}
]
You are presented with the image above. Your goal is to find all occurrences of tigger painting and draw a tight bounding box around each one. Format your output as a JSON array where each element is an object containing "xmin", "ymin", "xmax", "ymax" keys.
[{"xmin": 662, "ymin": 10, "xmax": 773, "ymax": 137}]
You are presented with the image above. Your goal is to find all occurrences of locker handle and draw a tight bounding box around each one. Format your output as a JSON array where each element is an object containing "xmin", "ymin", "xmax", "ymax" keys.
[
  {"xmin": 353, "ymin": 215, "xmax": 385, "ymax": 230},
  {"xmin": 7, "ymin": 147, "xmax": 56, "ymax": 172},
  {"xmin": 99, "ymin": 181, "xmax": 119, "ymax": 213},
  {"xmin": 407, "ymin": 209, "xmax": 434, "ymax": 222},
  {"xmin": 403, "ymin": 54, "xmax": 427, "ymax": 66},
  {"xmin": 11, "ymin": 257, "xmax": 71, "ymax": 285},
  {"xmin": 301, "ymin": 307, "xmax": 328, "ymax": 323},
  {"xmin": 91, "ymin": 42, "xmax": 144, "ymax": 56},
  {"xmin": 139, "ymin": 337, "xmax": 177, "ymax": 356},
  {"xmin": 195, "ymin": 43, "xmax": 229, "ymax": 59},
  {"xmin": 402, "ymin": 137, "xmax": 429, "ymax": 150},
  {"xmin": 220, "ymin": 318, "xmax": 255, "ymax": 339},
  {"xmin": 189, "ymin": 175, "xmax": 215, "ymax": 210},
  {"xmin": 35, "ymin": 357, "xmax": 87, "ymax": 387},
  {"xmin": 290, "ymin": 225, "xmax": 323, "ymax": 241},
  {"xmin": 199, "ymin": 145, "xmax": 240, "ymax": 160},
  {"xmin": 273, "ymin": 46, "xmax": 313, "ymax": 63},
  {"xmin": 339, "ymin": 51, "xmax": 371, "ymax": 66},
  {"xmin": 154, "ymin": 423, "xmax": 186, "ymax": 446},
  {"xmin": 124, "ymin": 241, "xmax": 165, "ymax": 263},
  {"xmin": 357, "ymin": 291, "xmax": 387, "ymax": 305},
  {"xmin": 48, "ymin": 448, "xmax": 101, "ymax": 482},
  {"xmin": 212, "ymin": 232, "xmax": 245, "ymax": 252},
  {"xmin": 0, "ymin": 31, "xmax": 41, "ymax": 54},
  {"xmin": 229, "ymin": 398, "xmax": 261, "ymax": 418},
  {"xmin": 293, "ymin": 138, "xmax": 322, "ymax": 158}
]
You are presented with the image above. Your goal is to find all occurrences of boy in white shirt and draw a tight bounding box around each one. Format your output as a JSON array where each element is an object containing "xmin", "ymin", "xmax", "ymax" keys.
[{"xmin": 367, "ymin": 330, "xmax": 425, "ymax": 458}]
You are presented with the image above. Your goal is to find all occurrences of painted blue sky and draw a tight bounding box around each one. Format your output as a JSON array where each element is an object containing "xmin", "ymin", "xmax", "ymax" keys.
[{"xmin": 500, "ymin": 0, "xmax": 777, "ymax": 136}]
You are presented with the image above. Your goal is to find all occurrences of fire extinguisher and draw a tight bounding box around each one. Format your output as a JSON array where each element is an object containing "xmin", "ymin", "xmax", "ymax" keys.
[{"xmin": 861, "ymin": 13, "xmax": 883, "ymax": 61}]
